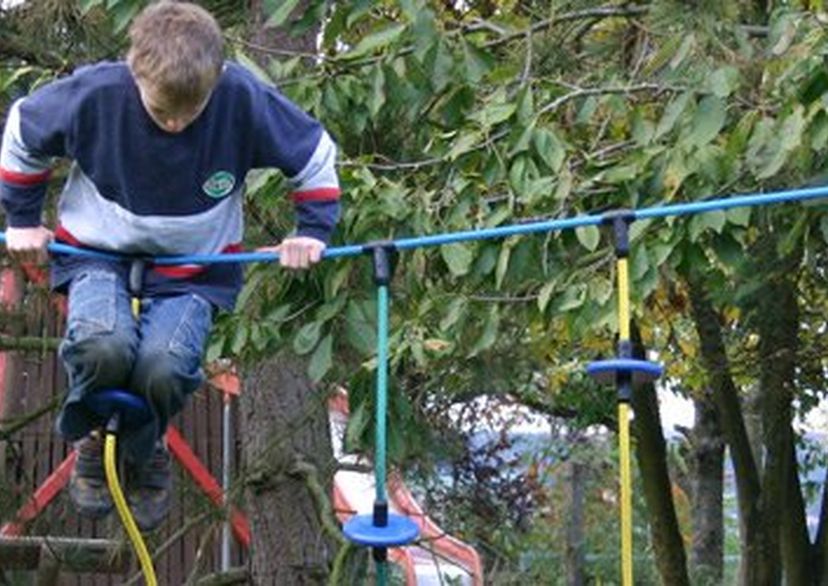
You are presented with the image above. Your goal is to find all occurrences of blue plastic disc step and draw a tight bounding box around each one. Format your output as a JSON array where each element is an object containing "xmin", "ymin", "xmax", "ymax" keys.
[
  {"xmin": 82, "ymin": 389, "xmax": 153, "ymax": 430},
  {"xmin": 342, "ymin": 513, "xmax": 419, "ymax": 547},
  {"xmin": 587, "ymin": 359, "xmax": 663, "ymax": 385}
]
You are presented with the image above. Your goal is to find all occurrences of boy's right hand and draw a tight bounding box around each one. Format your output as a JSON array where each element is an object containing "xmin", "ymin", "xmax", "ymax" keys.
[{"xmin": 5, "ymin": 226, "xmax": 53, "ymax": 264}]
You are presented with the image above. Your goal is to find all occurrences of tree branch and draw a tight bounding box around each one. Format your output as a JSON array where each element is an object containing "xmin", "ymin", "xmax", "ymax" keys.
[
  {"xmin": 538, "ymin": 83, "xmax": 686, "ymax": 118},
  {"xmin": 482, "ymin": 5, "xmax": 651, "ymax": 50}
]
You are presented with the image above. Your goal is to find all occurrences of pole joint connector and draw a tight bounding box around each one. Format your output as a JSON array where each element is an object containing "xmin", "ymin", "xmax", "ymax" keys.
[
  {"xmin": 601, "ymin": 209, "xmax": 635, "ymax": 258},
  {"xmin": 362, "ymin": 241, "xmax": 398, "ymax": 286}
]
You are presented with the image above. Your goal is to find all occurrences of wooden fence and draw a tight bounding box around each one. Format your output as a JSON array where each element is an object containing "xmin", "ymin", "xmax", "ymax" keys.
[{"xmin": 0, "ymin": 268, "xmax": 246, "ymax": 585}]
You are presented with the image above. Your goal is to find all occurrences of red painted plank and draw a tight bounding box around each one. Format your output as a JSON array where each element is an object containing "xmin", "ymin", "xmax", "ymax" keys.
[{"xmin": 1, "ymin": 452, "xmax": 75, "ymax": 537}]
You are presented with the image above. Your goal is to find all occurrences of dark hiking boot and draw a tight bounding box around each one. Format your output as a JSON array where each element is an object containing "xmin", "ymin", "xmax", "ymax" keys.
[
  {"xmin": 126, "ymin": 441, "xmax": 172, "ymax": 532},
  {"xmin": 69, "ymin": 430, "xmax": 114, "ymax": 519}
]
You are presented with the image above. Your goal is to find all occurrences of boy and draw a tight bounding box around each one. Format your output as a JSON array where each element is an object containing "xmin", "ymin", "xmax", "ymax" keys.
[{"xmin": 0, "ymin": 2, "xmax": 340, "ymax": 531}]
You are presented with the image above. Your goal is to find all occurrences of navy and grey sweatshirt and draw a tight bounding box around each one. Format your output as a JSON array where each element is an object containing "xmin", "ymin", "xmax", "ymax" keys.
[{"xmin": 0, "ymin": 61, "xmax": 341, "ymax": 309}]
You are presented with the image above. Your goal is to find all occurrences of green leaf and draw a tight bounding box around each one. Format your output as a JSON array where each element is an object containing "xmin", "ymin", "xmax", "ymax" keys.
[
  {"xmin": 655, "ymin": 93, "xmax": 691, "ymax": 140},
  {"xmin": 205, "ymin": 336, "xmax": 225, "ymax": 363},
  {"xmin": 602, "ymin": 164, "xmax": 639, "ymax": 184},
  {"xmin": 265, "ymin": 0, "xmax": 301, "ymax": 28},
  {"xmin": 448, "ymin": 130, "xmax": 483, "ymax": 160},
  {"xmin": 689, "ymin": 210, "xmax": 726, "ymax": 241},
  {"xmin": 80, "ymin": 0, "xmax": 104, "ymax": 12},
  {"xmin": 441, "ymin": 243, "xmax": 474, "ymax": 276},
  {"xmin": 537, "ymin": 280, "xmax": 556, "ymax": 312},
  {"xmin": 345, "ymin": 302, "xmax": 376, "ymax": 356},
  {"xmin": 111, "ymin": 1, "xmax": 141, "ymax": 33},
  {"xmin": 631, "ymin": 244, "xmax": 649, "ymax": 280},
  {"xmin": 345, "ymin": 24, "xmax": 406, "ymax": 60},
  {"xmin": 471, "ymin": 102, "xmax": 516, "ymax": 128},
  {"xmin": 706, "ymin": 66, "xmax": 740, "ymax": 98},
  {"xmin": 308, "ymin": 334, "xmax": 333, "ymax": 382},
  {"xmin": 556, "ymin": 284, "xmax": 586, "ymax": 312},
  {"xmin": 427, "ymin": 40, "xmax": 454, "ymax": 92},
  {"xmin": 440, "ymin": 297, "xmax": 467, "ymax": 331},
  {"xmin": 468, "ymin": 307, "xmax": 499, "ymax": 357},
  {"xmin": 632, "ymin": 109, "xmax": 655, "ymax": 146},
  {"xmin": 779, "ymin": 106, "xmax": 806, "ymax": 152},
  {"xmin": 231, "ymin": 323, "xmax": 250, "ymax": 355},
  {"xmin": 516, "ymin": 85, "xmax": 534, "ymax": 124},
  {"xmin": 642, "ymin": 33, "xmax": 682, "ymax": 76},
  {"xmin": 712, "ymin": 233, "xmax": 743, "ymax": 268},
  {"xmin": 686, "ymin": 96, "xmax": 726, "ymax": 147},
  {"xmin": 532, "ymin": 128, "xmax": 565, "ymax": 172},
  {"xmin": 367, "ymin": 66, "xmax": 386, "ymax": 117},
  {"xmin": 293, "ymin": 321, "xmax": 322, "ymax": 355},
  {"xmin": 510, "ymin": 122, "xmax": 536, "ymax": 156},
  {"xmin": 727, "ymin": 207, "xmax": 751, "ymax": 227},
  {"xmin": 462, "ymin": 40, "xmax": 492, "ymax": 84},
  {"xmin": 325, "ymin": 264, "xmax": 352, "ymax": 299},
  {"xmin": 495, "ymin": 241, "xmax": 513, "ymax": 289},
  {"xmin": 589, "ymin": 277, "xmax": 614, "ymax": 305},
  {"xmin": 670, "ymin": 33, "xmax": 695, "ymax": 69},
  {"xmin": 316, "ymin": 295, "xmax": 347, "ymax": 323},
  {"xmin": 575, "ymin": 225, "xmax": 600, "ymax": 252}
]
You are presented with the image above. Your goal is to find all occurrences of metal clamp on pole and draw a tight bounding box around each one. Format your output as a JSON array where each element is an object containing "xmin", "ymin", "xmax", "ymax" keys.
[
  {"xmin": 602, "ymin": 209, "xmax": 635, "ymax": 259},
  {"xmin": 363, "ymin": 240, "xmax": 398, "ymax": 286}
]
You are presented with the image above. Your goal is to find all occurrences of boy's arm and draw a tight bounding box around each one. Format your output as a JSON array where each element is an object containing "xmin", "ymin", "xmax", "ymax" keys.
[
  {"xmin": 0, "ymin": 98, "xmax": 57, "ymax": 262},
  {"xmin": 259, "ymin": 130, "xmax": 340, "ymax": 268}
]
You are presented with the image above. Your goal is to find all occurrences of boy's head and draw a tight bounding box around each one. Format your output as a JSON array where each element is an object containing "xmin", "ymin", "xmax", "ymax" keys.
[{"xmin": 127, "ymin": 1, "xmax": 224, "ymax": 133}]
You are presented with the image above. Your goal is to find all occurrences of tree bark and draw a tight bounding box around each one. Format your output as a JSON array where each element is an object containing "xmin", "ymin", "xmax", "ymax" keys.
[
  {"xmin": 686, "ymin": 275, "xmax": 769, "ymax": 585},
  {"xmin": 240, "ymin": 352, "xmax": 336, "ymax": 584},
  {"xmin": 565, "ymin": 460, "xmax": 586, "ymax": 586},
  {"xmin": 630, "ymin": 324, "xmax": 690, "ymax": 586},
  {"xmin": 690, "ymin": 393, "xmax": 724, "ymax": 585},
  {"xmin": 754, "ymin": 245, "xmax": 809, "ymax": 586}
]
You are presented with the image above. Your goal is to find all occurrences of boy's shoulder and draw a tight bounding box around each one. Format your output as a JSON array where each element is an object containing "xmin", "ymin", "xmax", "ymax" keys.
[
  {"xmin": 219, "ymin": 61, "xmax": 282, "ymax": 96},
  {"xmin": 66, "ymin": 61, "xmax": 130, "ymax": 88}
]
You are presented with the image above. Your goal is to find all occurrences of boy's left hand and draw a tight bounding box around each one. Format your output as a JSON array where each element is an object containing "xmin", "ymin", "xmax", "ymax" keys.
[{"xmin": 259, "ymin": 236, "xmax": 326, "ymax": 269}]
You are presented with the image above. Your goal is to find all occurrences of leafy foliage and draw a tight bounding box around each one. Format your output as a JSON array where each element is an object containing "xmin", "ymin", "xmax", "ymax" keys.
[{"xmin": 3, "ymin": 0, "xmax": 828, "ymax": 581}]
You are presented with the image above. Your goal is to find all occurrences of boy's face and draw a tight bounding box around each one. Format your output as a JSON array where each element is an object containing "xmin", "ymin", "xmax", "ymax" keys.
[{"xmin": 136, "ymin": 79, "xmax": 211, "ymax": 134}]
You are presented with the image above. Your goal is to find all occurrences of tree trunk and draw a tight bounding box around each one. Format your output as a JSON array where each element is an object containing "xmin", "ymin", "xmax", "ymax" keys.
[
  {"xmin": 240, "ymin": 352, "xmax": 336, "ymax": 584},
  {"xmin": 690, "ymin": 393, "xmax": 724, "ymax": 585},
  {"xmin": 754, "ymin": 245, "xmax": 810, "ymax": 586},
  {"xmin": 630, "ymin": 323, "xmax": 690, "ymax": 586},
  {"xmin": 686, "ymin": 274, "xmax": 769, "ymax": 585},
  {"xmin": 565, "ymin": 459, "xmax": 586, "ymax": 586}
]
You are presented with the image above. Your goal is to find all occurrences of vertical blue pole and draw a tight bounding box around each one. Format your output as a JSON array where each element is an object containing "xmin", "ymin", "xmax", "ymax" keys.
[
  {"xmin": 375, "ymin": 283, "xmax": 389, "ymax": 586},
  {"xmin": 375, "ymin": 284, "xmax": 389, "ymax": 505}
]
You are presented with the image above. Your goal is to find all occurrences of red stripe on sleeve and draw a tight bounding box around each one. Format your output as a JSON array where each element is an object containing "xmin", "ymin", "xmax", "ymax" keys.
[
  {"xmin": 0, "ymin": 167, "xmax": 51, "ymax": 186},
  {"xmin": 291, "ymin": 188, "xmax": 341, "ymax": 203}
]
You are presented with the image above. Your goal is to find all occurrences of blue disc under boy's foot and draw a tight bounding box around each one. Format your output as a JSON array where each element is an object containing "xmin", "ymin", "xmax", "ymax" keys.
[{"xmin": 69, "ymin": 431, "xmax": 114, "ymax": 519}]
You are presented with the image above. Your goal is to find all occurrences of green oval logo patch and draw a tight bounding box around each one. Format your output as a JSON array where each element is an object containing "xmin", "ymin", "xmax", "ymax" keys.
[{"xmin": 203, "ymin": 171, "xmax": 236, "ymax": 198}]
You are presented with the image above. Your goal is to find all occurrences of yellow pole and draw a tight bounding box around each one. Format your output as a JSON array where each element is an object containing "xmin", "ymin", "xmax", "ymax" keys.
[{"xmin": 616, "ymin": 257, "xmax": 633, "ymax": 586}]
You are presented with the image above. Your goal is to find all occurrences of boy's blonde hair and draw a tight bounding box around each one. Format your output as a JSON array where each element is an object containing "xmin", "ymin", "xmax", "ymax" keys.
[{"xmin": 127, "ymin": 1, "xmax": 224, "ymax": 111}]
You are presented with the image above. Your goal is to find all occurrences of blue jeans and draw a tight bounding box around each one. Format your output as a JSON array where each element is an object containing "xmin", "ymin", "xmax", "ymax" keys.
[{"xmin": 56, "ymin": 268, "xmax": 213, "ymax": 465}]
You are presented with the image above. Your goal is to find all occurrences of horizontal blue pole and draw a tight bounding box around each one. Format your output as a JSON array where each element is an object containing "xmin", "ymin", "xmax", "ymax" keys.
[
  {"xmin": 0, "ymin": 184, "xmax": 825, "ymax": 265},
  {"xmin": 634, "ymin": 185, "xmax": 828, "ymax": 221}
]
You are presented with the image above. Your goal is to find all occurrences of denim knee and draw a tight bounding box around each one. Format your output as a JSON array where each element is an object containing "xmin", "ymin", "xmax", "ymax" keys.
[
  {"xmin": 131, "ymin": 349, "xmax": 202, "ymax": 418},
  {"xmin": 60, "ymin": 330, "xmax": 136, "ymax": 390}
]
